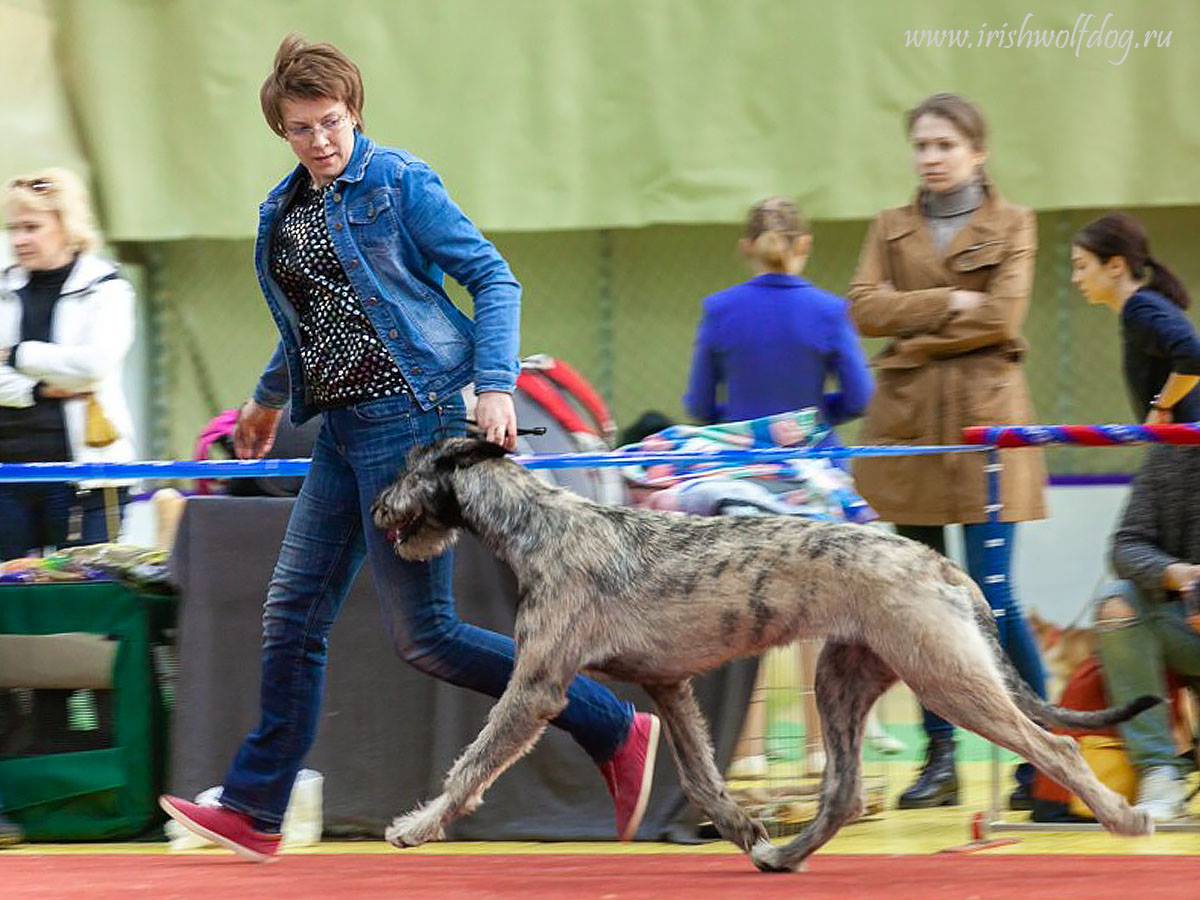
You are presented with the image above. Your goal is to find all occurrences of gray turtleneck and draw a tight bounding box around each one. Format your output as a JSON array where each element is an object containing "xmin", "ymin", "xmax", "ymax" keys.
[{"xmin": 922, "ymin": 180, "xmax": 984, "ymax": 255}]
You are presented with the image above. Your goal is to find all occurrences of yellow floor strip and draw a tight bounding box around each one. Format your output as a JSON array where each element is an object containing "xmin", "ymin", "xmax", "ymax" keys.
[{"xmin": 7, "ymin": 764, "xmax": 1197, "ymax": 858}]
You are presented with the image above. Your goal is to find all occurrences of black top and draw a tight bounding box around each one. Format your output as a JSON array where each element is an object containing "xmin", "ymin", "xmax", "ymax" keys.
[
  {"xmin": 1121, "ymin": 289, "xmax": 1200, "ymax": 423},
  {"xmin": 269, "ymin": 177, "xmax": 409, "ymax": 410},
  {"xmin": 0, "ymin": 259, "xmax": 76, "ymax": 463}
]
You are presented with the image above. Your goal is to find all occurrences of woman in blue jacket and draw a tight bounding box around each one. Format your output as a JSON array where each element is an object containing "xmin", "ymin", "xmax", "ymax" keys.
[
  {"xmin": 683, "ymin": 197, "xmax": 873, "ymax": 430},
  {"xmin": 160, "ymin": 34, "xmax": 658, "ymax": 860},
  {"xmin": 1071, "ymin": 213, "xmax": 1200, "ymax": 423},
  {"xmin": 682, "ymin": 197, "xmax": 876, "ymax": 776}
]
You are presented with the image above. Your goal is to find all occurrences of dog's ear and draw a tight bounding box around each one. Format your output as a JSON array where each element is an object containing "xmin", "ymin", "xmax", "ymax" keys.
[{"xmin": 435, "ymin": 438, "xmax": 508, "ymax": 471}]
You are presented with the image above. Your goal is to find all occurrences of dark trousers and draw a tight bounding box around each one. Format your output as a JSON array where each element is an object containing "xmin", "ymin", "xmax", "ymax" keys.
[
  {"xmin": 897, "ymin": 523, "xmax": 1048, "ymax": 788},
  {"xmin": 0, "ymin": 483, "xmax": 130, "ymax": 562}
]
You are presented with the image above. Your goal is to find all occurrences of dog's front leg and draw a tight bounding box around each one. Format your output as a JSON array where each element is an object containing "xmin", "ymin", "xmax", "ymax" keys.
[
  {"xmin": 644, "ymin": 680, "xmax": 770, "ymax": 854},
  {"xmin": 387, "ymin": 650, "xmax": 574, "ymax": 849}
]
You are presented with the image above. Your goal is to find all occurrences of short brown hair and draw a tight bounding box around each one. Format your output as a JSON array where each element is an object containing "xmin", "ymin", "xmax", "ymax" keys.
[
  {"xmin": 260, "ymin": 34, "xmax": 365, "ymax": 138},
  {"xmin": 905, "ymin": 93, "xmax": 988, "ymax": 150}
]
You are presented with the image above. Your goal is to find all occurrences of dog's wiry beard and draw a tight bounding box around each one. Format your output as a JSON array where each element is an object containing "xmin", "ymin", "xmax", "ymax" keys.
[{"xmin": 394, "ymin": 520, "xmax": 460, "ymax": 561}]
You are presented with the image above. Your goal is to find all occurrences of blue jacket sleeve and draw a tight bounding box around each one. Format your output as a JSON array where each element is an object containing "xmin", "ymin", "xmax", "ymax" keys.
[
  {"xmin": 252, "ymin": 340, "xmax": 290, "ymax": 409},
  {"xmin": 682, "ymin": 308, "xmax": 721, "ymax": 423},
  {"xmin": 401, "ymin": 162, "xmax": 522, "ymax": 394},
  {"xmin": 1128, "ymin": 297, "xmax": 1200, "ymax": 375},
  {"xmin": 822, "ymin": 305, "xmax": 874, "ymax": 425}
]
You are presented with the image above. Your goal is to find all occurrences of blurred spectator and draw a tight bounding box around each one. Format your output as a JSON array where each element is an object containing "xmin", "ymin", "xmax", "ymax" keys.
[
  {"xmin": 0, "ymin": 168, "xmax": 137, "ymax": 561},
  {"xmin": 619, "ymin": 410, "xmax": 675, "ymax": 449},
  {"xmin": 1095, "ymin": 444, "xmax": 1200, "ymax": 821},
  {"xmin": 1071, "ymin": 213, "xmax": 1200, "ymax": 424},
  {"xmin": 848, "ymin": 93, "xmax": 1048, "ymax": 811},
  {"xmin": 683, "ymin": 196, "xmax": 872, "ymax": 437},
  {"xmin": 682, "ymin": 197, "xmax": 875, "ymax": 777}
]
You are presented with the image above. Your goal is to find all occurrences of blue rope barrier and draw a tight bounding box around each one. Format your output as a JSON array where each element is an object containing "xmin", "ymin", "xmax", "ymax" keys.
[
  {"xmin": 514, "ymin": 444, "xmax": 989, "ymax": 470},
  {"xmin": 0, "ymin": 459, "xmax": 313, "ymax": 484},
  {"xmin": 0, "ymin": 443, "xmax": 991, "ymax": 483}
]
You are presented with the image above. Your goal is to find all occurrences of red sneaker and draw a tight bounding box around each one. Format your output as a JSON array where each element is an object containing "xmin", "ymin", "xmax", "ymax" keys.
[
  {"xmin": 599, "ymin": 712, "xmax": 661, "ymax": 841},
  {"xmin": 159, "ymin": 795, "xmax": 282, "ymax": 862}
]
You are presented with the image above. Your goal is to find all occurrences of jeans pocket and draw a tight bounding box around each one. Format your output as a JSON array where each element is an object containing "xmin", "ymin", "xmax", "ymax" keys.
[
  {"xmin": 421, "ymin": 394, "xmax": 466, "ymax": 443},
  {"xmin": 352, "ymin": 393, "xmax": 416, "ymax": 423}
]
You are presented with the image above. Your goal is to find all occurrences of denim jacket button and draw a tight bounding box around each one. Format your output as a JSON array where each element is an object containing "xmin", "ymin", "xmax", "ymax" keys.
[
  {"xmin": 334, "ymin": 222, "xmax": 343, "ymax": 231},
  {"xmin": 428, "ymin": 392, "xmax": 438, "ymax": 402},
  {"xmin": 333, "ymin": 193, "xmax": 342, "ymax": 203},
  {"xmin": 411, "ymin": 366, "xmax": 422, "ymax": 375},
  {"xmin": 388, "ymin": 328, "xmax": 399, "ymax": 339},
  {"xmin": 350, "ymin": 259, "xmax": 359, "ymax": 269},
  {"xmin": 368, "ymin": 296, "xmax": 378, "ymax": 304}
]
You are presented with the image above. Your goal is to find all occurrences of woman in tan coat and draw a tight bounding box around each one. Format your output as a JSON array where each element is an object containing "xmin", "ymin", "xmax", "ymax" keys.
[{"xmin": 849, "ymin": 93, "xmax": 1048, "ymax": 813}]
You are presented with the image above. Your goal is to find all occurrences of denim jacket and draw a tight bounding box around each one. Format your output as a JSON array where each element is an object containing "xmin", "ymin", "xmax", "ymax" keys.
[{"xmin": 252, "ymin": 131, "xmax": 521, "ymax": 422}]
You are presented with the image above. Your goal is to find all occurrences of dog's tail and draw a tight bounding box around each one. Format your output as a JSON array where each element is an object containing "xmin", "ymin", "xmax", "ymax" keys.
[{"xmin": 960, "ymin": 571, "xmax": 1163, "ymax": 731}]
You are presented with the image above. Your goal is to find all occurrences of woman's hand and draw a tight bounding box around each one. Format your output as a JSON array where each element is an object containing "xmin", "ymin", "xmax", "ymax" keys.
[
  {"xmin": 1163, "ymin": 562, "xmax": 1200, "ymax": 593},
  {"xmin": 475, "ymin": 391, "xmax": 517, "ymax": 451},
  {"xmin": 1145, "ymin": 406, "xmax": 1174, "ymax": 425},
  {"xmin": 234, "ymin": 399, "xmax": 283, "ymax": 459},
  {"xmin": 39, "ymin": 386, "xmax": 92, "ymax": 400},
  {"xmin": 949, "ymin": 290, "xmax": 986, "ymax": 313}
]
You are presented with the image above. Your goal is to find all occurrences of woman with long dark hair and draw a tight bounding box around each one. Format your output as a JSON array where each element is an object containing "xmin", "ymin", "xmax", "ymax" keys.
[
  {"xmin": 1071, "ymin": 213, "xmax": 1200, "ymax": 423},
  {"xmin": 1073, "ymin": 213, "xmax": 1200, "ymax": 822}
]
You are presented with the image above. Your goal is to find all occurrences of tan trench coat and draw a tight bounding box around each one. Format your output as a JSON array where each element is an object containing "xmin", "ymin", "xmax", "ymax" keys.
[{"xmin": 847, "ymin": 185, "xmax": 1047, "ymax": 525}]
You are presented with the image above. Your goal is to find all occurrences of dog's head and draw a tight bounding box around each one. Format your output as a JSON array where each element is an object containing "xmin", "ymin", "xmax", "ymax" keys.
[{"xmin": 371, "ymin": 437, "xmax": 508, "ymax": 560}]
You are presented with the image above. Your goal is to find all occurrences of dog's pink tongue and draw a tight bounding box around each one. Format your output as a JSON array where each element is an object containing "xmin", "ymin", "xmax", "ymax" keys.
[{"xmin": 386, "ymin": 528, "xmax": 399, "ymax": 543}]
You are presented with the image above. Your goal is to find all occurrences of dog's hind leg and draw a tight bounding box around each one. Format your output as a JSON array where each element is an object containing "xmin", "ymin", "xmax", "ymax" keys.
[
  {"xmin": 386, "ymin": 638, "xmax": 576, "ymax": 849},
  {"xmin": 751, "ymin": 642, "xmax": 896, "ymax": 874},
  {"xmin": 643, "ymin": 680, "xmax": 770, "ymax": 853},
  {"xmin": 912, "ymin": 663, "xmax": 1153, "ymax": 838}
]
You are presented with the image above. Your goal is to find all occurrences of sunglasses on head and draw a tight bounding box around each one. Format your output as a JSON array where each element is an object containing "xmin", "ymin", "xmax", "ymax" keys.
[{"xmin": 9, "ymin": 178, "xmax": 56, "ymax": 194}]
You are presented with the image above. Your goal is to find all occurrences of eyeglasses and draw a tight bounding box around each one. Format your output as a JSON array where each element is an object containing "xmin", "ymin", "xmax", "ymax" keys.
[
  {"xmin": 284, "ymin": 112, "xmax": 351, "ymax": 142},
  {"xmin": 8, "ymin": 178, "xmax": 56, "ymax": 193}
]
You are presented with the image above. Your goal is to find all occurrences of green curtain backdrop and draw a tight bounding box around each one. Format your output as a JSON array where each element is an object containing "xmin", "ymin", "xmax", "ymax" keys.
[{"xmin": 9, "ymin": 0, "xmax": 1198, "ymax": 238}]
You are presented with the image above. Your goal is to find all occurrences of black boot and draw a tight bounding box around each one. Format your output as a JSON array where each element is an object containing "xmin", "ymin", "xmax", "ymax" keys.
[
  {"xmin": 1008, "ymin": 762, "xmax": 1036, "ymax": 810},
  {"xmin": 896, "ymin": 735, "xmax": 959, "ymax": 809}
]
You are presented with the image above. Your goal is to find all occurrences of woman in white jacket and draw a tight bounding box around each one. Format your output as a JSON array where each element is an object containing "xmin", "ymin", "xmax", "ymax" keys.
[{"xmin": 0, "ymin": 168, "xmax": 137, "ymax": 561}]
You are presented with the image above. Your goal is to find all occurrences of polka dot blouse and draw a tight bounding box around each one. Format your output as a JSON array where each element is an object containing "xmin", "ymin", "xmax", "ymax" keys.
[{"xmin": 270, "ymin": 178, "xmax": 410, "ymax": 409}]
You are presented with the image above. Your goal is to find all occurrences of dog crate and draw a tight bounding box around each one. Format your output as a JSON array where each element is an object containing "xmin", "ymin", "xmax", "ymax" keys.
[{"xmin": 0, "ymin": 582, "xmax": 177, "ymax": 840}]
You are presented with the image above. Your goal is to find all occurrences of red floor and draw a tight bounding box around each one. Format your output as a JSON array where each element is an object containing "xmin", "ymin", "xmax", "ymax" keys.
[{"xmin": 3, "ymin": 853, "xmax": 1199, "ymax": 899}]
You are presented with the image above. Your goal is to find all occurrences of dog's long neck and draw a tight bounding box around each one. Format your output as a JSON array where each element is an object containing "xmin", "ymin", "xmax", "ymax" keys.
[{"xmin": 451, "ymin": 462, "xmax": 588, "ymax": 573}]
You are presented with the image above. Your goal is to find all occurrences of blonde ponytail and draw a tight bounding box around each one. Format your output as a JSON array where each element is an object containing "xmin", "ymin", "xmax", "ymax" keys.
[{"xmin": 743, "ymin": 197, "xmax": 809, "ymax": 273}]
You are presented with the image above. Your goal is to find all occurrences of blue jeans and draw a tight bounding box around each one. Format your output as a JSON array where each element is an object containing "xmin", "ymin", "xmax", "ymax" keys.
[
  {"xmin": 0, "ymin": 483, "xmax": 129, "ymax": 561},
  {"xmin": 897, "ymin": 523, "xmax": 1048, "ymax": 785},
  {"xmin": 1094, "ymin": 578, "xmax": 1200, "ymax": 772},
  {"xmin": 219, "ymin": 391, "xmax": 634, "ymax": 830}
]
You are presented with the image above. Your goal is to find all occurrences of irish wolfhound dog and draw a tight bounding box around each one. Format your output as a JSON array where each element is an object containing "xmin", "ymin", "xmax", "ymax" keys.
[{"xmin": 371, "ymin": 438, "xmax": 1157, "ymax": 873}]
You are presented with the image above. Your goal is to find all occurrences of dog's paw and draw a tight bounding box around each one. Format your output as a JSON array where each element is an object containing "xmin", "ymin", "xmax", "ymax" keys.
[
  {"xmin": 749, "ymin": 838, "xmax": 806, "ymax": 874},
  {"xmin": 1108, "ymin": 805, "xmax": 1155, "ymax": 838},
  {"xmin": 385, "ymin": 808, "xmax": 446, "ymax": 849}
]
